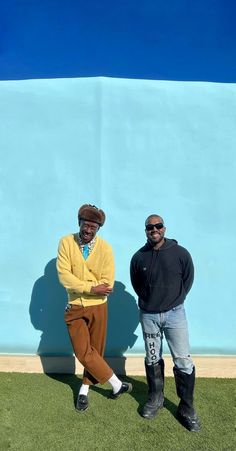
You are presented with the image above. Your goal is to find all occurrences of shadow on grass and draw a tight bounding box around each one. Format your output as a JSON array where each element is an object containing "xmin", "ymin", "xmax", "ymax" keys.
[
  {"xmin": 46, "ymin": 373, "xmax": 82, "ymax": 407},
  {"xmin": 46, "ymin": 373, "xmax": 177, "ymax": 419}
]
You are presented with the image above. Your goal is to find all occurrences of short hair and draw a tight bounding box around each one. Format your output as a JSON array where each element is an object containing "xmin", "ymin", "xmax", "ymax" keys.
[{"xmin": 145, "ymin": 214, "xmax": 164, "ymax": 226}]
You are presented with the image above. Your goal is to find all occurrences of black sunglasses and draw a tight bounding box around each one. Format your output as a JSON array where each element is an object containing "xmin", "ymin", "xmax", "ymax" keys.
[{"xmin": 145, "ymin": 223, "xmax": 164, "ymax": 231}]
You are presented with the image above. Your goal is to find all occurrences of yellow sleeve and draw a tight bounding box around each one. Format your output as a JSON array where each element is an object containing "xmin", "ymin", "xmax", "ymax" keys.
[{"xmin": 56, "ymin": 238, "xmax": 95, "ymax": 295}]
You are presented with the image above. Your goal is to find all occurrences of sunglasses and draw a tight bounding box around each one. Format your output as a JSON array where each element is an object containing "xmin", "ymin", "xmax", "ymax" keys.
[{"xmin": 145, "ymin": 223, "xmax": 164, "ymax": 231}]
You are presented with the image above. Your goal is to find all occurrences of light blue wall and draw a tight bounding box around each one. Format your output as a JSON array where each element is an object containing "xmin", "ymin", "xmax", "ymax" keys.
[{"xmin": 0, "ymin": 77, "xmax": 235, "ymax": 356}]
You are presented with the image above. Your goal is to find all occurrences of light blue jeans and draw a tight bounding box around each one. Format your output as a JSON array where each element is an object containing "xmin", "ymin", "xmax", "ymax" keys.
[{"xmin": 140, "ymin": 304, "xmax": 194, "ymax": 374}]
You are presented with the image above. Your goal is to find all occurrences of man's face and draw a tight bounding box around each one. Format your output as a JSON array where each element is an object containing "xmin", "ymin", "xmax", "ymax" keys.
[
  {"xmin": 79, "ymin": 219, "xmax": 100, "ymax": 243},
  {"xmin": 145, "ymin": 215, "xmax": 166, "ymax": 246}
]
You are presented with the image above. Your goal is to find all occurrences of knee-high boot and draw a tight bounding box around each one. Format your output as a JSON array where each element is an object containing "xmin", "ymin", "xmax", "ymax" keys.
[
  {"xmin": 141, "ymin": 359, "xmax": 164, "ymax": 419},
  {"xmin": 173, "ymin": 366, "xmax": 201, "ymax": 432}
]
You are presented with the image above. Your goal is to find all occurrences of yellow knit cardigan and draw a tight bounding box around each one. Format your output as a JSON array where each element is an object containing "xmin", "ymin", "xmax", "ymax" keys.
[{"xmin": 57, "ymin": 234, "xmax": 115, "ymax": 307}]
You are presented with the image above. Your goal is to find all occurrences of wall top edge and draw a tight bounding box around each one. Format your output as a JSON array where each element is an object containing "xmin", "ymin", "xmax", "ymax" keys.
[{"xmin": 0, "ymin": 76, "xmax": 235, "ymax": 88}]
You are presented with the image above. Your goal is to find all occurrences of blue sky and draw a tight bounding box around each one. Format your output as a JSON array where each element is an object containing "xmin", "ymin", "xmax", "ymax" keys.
[{"xmin": 1, "ymin": 0, "xmax": 236, "ymax": 82}]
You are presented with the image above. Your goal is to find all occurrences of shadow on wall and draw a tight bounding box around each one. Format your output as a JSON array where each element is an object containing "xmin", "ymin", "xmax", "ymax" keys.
[
  {"xmin": 105, "ymin": 281, "xmax": 139, "ymax": 375},
  {"xmin": 29, "ymin": 258, "xmax": 75, "ymax": 373},
  {"xmin": 29, "ymin": 259, "xmax": 139, "ymax": 374}
]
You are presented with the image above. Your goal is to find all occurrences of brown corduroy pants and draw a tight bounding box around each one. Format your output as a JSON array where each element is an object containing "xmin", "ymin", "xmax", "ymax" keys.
[{"xmin": 65, "ymin": 303, "xmax": 113, "ymax": 385}]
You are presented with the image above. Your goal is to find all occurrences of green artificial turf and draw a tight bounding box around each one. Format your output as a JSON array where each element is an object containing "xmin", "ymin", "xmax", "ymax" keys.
[{"xmin": 0, "ymin": 373, "xmax": 235, "ymax": 451}]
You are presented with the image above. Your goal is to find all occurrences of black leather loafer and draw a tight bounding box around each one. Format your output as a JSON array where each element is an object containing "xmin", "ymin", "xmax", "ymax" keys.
[
  {"xmin": 76, "ymin": 394, "xmax": 89, "ymax": 413},
  {"xmin": 110, "ymin": 382, "xmax": 133, "ymax": 399}
]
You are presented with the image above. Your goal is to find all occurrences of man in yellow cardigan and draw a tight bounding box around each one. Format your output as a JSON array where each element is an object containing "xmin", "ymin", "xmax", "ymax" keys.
[{"xmin": 57, "ymin": 204, "xmax": 132, "ymax": 412}]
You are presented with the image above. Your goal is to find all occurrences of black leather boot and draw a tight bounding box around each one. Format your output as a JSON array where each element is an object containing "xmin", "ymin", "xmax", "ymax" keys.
[
  {"xmin": 141, "ymin": 359, "xmax": 164, "ymax": 419},
  {"xmin": 173, "ymin": 366, "xmax": 201, "ymax": 432}
]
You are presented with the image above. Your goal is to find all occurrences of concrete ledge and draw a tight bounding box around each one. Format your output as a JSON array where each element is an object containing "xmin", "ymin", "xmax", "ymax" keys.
[{"xmin": 0, "ymin": 355, "xmax": 236, "ymax": 378}]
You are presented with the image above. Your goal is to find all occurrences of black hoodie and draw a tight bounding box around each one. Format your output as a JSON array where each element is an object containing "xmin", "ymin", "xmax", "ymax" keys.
[{"xmin": 130, "ymin": 238, "xmax": 194, "ymax": 313}]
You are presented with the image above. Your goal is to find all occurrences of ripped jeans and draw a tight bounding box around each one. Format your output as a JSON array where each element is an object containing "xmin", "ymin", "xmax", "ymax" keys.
[{"xmin": 140, "ymin": 304, "xmax": 194, "ymax": 374}]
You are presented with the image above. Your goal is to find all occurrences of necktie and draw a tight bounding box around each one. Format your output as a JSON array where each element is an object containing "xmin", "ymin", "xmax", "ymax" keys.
[{"xmin": 83, "ymin": 244, "xmax": 89, "ymax": 260}]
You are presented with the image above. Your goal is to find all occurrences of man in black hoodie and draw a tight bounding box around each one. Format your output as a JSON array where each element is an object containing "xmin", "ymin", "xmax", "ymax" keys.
[{"xmin": 130, "ymin": 214, "xmax": 200, "ymax": 432}]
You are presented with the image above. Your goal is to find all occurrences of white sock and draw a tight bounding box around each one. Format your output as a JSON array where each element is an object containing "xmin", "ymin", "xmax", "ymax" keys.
[
  {"xmin": 79, "ymin": 384, "xmax": 89, "ymax": 396},
  {"xmin": 108, "ymin": 373, "xmax": 122, "ymax": 394}
]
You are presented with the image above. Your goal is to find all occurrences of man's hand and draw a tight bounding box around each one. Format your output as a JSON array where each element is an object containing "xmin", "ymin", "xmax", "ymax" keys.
[{"xmin": 90, "ymin": 283, "xmax": 113, "ymax": 296}]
